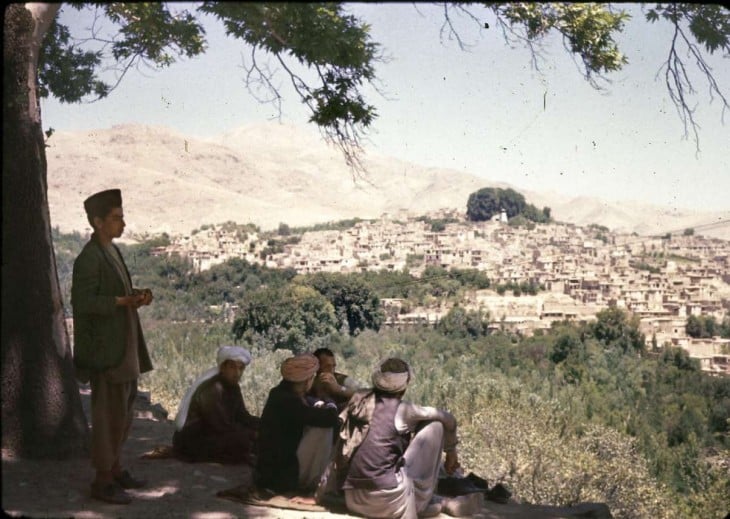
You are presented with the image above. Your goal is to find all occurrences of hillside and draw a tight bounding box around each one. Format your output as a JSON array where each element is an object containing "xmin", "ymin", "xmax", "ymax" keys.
[{"xmin": 46, "ymin": 122, "xmax": 729, "ymax": 239}]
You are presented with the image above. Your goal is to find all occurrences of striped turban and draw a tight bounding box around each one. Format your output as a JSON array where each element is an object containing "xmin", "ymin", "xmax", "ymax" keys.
[
  {"xmin": 281, "ymin": 353, "xmax": 319, "ymax": 383},
  {"xmin": 372, "ymin": 358, "xmax": 414, "ymax": 393}
]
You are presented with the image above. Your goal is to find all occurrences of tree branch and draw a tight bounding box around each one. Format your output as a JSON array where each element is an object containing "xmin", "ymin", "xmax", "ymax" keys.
[
  {"xmin": 240, "ymin": 46, "xmax": 284, "ymax": 121},
  {"xmin": 489, "ymin": 11, "xmax": 547, "ymax": 74},
  {"xmin": 660, "ymin": 19, "xmax": 700, "ymax": 153},
  {"xmin": 439, "ymin": 3, "xmax": 479, "ymax": 51}
]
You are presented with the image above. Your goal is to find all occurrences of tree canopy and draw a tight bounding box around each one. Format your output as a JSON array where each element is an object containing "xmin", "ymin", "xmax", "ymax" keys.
[
  {"xmin": 591, "ymin": 306, "xmax": 646, "ymax": 354},
  {"xmin": 231, "ymin": 284, "xmax": 338, "ymax": 353},
  {"xmin": 302, "ymin": 272, "xmax": 385, "ymax": 336},
  {"xmin": 466, "ymin": 186, "xmax": 550, "ymax": 223},
  {"xmin": 686, "ymin": 314, "xmax": 730, "ymax": 339}
]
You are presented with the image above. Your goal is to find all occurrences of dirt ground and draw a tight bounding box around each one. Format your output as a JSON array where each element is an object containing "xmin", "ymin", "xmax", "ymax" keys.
[
  {"xmin": 2, "ymin": 387, "xmax": 355, "ymax": 519},
  {"xmin": 2, "ymin": 386, "xmax": 610, "ymax": 519}
]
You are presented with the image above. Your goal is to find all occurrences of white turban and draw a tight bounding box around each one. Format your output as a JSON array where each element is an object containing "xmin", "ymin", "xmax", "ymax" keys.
[
  {"xmin": 174, "ymin": 345, "xmax": 252, "ymax": 430},
  {"xmin": 371, "ymin": 358, "xmax": 414, "ymax": 393},
  {"xmin": 216, "ymin": 345, "xmax": 252, "ymax": 367}
]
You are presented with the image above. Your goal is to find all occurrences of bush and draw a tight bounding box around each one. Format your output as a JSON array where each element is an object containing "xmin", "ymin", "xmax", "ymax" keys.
[{"xmin": 436, "ymin": 306, "xmax": 490, "ymax": 339}]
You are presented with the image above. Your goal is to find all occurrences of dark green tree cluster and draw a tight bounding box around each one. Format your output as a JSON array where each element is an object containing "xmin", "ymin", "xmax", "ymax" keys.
[
  {"xmin": 686, "ymin": 315, "xmax": 730, "ymax": 339},
  {"xmin": 415, "ymin": 215, "xmax": 461, "ymax": 232},
  {"xmin": 189, "ymin": 257, "xmax": 297, "ymax": 309},
  {"xmin": 466, "ymin": 187, "xmax": 551, "ymax": 223},
  {"xmin": 436, "ymin": 305, "xmax": 490, "ymax": 339},
  {"xmin": 284, "ymin": 217, "xmax": 370, "ymax": 235},
  {"xmin": 259, "ymin": 235, "xmax": 301, "ymax": 259},
  {"xmin": 54, "ymin": 234, "xmax": 299, "ymax": 323},
  {"xmin": 231, "ymin": 284, "xmax": 337, "ymax": 353},
  {"xmin": 331, "ymin": 266, "xmax": 490, "ymax": 303},
  {"xmin": 303, "ymin": 272, "xmax": 384, "ymax": 335},
  {"xmin": 590, "ymin": 306, "xmax": 646, "ymax": 353},
  {"xmin": 495, "ymin": 280, "xmax": 543, "ymax": 296},
  {"xmin": 467, "ymin": 187, "xmax": 525, "ymax": 221}
]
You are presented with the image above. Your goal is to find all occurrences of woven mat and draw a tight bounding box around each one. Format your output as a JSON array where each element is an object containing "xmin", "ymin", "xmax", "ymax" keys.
[{"xmin": 217, "ymin": 485, "xmax": 328, "ymax": 512}]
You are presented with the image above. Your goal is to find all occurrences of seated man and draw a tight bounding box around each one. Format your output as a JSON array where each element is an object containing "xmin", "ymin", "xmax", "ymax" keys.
[
  {"xmin": 340, "ymin": 358, "xmax": 460, "ymax": 518},
  {"xmin": 173, "ymin": 346, "xmax": 259, "ymax": 464},
  {"xmin": 308, "ymin": 347, "xmax": 359, "ymax": 410},
  {"xmin": 256, "ymin": 353, "xmax": 340, "ymax": 498}
]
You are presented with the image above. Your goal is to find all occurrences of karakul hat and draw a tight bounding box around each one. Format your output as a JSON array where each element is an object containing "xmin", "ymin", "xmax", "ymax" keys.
[{"xmin": 84, "ymin": 189, "xmax": 122, "ymax": 217}]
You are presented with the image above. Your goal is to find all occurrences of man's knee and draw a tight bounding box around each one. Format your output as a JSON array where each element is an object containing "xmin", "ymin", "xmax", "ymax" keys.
[{"xmin": 415, "ymin": 420, "xmax": 444, "ymax": 436}]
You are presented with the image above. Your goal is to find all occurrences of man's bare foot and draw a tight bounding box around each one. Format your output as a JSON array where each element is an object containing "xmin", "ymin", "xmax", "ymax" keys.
[{"xmin": 289, "ymin": 495, "xmax": 317, "ymax": 505}]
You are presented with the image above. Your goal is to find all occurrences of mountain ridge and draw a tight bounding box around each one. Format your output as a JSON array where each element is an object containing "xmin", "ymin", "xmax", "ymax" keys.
[{"xmin": 46, "ymin": 122, "xmax": 729, "ymax": 239}]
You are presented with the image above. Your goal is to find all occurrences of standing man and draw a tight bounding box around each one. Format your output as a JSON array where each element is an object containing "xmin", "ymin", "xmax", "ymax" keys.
[{"xmin": 72, "ymin": 189, "xmax": 154, "ymax": 505}]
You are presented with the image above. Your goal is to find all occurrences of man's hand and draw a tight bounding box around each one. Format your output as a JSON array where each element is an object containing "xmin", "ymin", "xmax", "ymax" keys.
[
  {"xmin": 444, "ymin": 450, "xmax": 460, "ymax": 475},
  {"xmin": 138, "ymin": 288, "xmax": 153, "ymax": 306},
  {"xmin": 131, "ymin": 288, "xmax": 154, "ymax": 306},
  {"xmin": 117, "ymin": 289, "xmax": 153, "ymax": 308},
  {"xmin": 116, "ymin": 294, "xmax": 145, "ymax": 308},
  {"xmin": 318, "ymin": 372, "xmax": 339, "ymax": 390}
]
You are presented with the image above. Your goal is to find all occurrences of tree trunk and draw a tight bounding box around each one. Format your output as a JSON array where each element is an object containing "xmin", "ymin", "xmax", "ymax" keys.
[{"xmin": 2, "ymin": 3, "xmax": 88, "ymax": 458}]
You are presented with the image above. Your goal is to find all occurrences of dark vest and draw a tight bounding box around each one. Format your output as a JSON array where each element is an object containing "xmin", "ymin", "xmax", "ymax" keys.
[{"xmin": 344, "ymin": 394, "xmax": 409, "ymax": 490}]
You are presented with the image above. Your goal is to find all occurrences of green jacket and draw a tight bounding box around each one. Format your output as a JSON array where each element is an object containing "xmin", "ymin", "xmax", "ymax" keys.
[{"xmin": 71, "ymin": 235, "xmax": 153, "ymax": 374}]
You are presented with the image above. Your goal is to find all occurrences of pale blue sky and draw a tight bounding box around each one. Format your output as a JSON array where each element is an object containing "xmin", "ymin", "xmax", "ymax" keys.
[{"xmin": 42, "ymin": 3, "xmax": 729, "ymax": 212}]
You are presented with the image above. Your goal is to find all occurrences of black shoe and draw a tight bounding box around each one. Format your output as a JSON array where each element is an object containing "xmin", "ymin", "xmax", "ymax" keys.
[
  {"xmin": 91, "ymin": 482, "xmax": 132, "ymax": 505},
  {"xmin": 486, "ymin": 483, "xmax": 511, "ymax": 504},
  {"xmin": 114, "ymin": 470, "xmax": 147, "ymax": 489},
  {"xmin": 437, "ymin": 476, "xmax": 483, "ymax": 496},
  {"xmin": 465, "ymin": 472, "xmax": 489, "ymax": 490}
]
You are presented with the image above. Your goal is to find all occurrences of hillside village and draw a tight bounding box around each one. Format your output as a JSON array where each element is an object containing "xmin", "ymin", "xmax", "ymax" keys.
[{"xmin": 152, "ymin": 210, "xmax": 730, "ymax": 376}]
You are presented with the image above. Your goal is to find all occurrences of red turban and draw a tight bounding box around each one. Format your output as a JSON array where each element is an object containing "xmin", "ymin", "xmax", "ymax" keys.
[{"xmin": 281, "ymin": 353, "xmax": 319, "ymax": 382}]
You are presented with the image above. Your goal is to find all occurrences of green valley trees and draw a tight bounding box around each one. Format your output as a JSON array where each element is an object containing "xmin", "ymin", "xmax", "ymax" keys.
[
  {"xmin": 591, "ymin": 307, "xmax": 646, "ymax": 354},
  {"xmin": 231, "ymin": 284, "xmax": 337, "ymax": 353},
  {"xmin": 231, "ymin": 273, "xmax": 384, "ymax": 352},
  {"xmin": 304, "ymin": 272, "xmax": 385, "ymax": 336},
  {"xmin": 436, "ymin": 305, "xmax": 490, "ymax": 339},
  {"xmin": 686, "ymin": 314, "xmax": 724, "ymax": 339}
]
